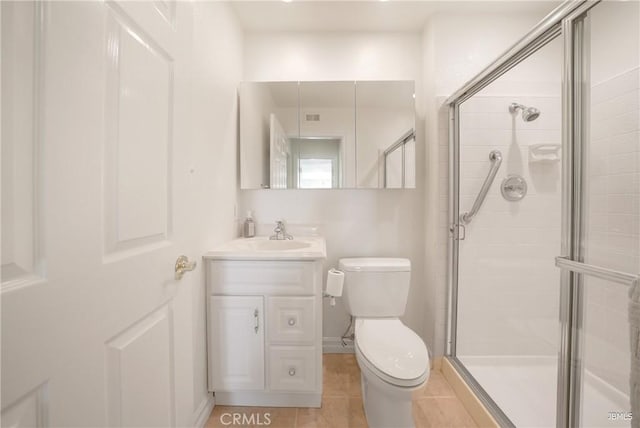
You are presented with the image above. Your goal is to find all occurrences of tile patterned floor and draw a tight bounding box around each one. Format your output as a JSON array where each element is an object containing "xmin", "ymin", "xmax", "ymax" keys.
[{"xmin": 205, "ymin": 354, "xmax": 478, "ymax": 428}]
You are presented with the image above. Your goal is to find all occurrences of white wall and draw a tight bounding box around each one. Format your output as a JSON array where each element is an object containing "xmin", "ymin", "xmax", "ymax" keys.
[
  {"xmin": 185, "ymin": 1, "xmax": 243, "ymax": 416},
  {"xmin": 244, "ymin": 32, "xmax": 420, "ymax": 82},
  {"xmin": 240, "ymin": 31, "xmax": 427, "ymax": 346},
  {"xmin": 430, "ymin": 12, "xmax": 560, "ymax": 98}
]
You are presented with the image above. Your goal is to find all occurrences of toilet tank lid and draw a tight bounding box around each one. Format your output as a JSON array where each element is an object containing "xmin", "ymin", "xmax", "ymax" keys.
[{"xmin": 338, "ymin": 258, "xmax": 410, "ymax": 272}]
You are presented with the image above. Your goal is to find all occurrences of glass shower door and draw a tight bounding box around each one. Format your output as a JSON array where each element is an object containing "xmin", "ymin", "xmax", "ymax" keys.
[{"xmin": 453, "ymin": 36, "xmax": 564, "ymax": 427}]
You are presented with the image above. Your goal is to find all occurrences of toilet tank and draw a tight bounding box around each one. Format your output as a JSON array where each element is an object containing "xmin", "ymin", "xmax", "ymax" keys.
[{"xmin": 338, "ymin": 258, "xmax": 411, "ymax": 318}]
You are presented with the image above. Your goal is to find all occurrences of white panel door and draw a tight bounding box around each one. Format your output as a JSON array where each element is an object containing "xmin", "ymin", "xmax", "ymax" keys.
[
  {"xmin": 209, "ymin": 296, "xmax": 265, "ymax": 391},
  {"xmin": 1, "ymin": 1, "xmax": 205, "ymax": 426}
]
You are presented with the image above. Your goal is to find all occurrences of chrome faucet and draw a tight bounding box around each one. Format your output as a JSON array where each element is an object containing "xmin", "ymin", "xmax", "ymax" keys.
[{"xmin": 270, "ymin": 220, "xmax": 293, "ymax": 240}]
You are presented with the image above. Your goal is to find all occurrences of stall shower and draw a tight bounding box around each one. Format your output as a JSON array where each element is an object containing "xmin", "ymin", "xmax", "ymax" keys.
[{"xmin": 445, "ymin": 1, "xmax": 639, "ymax": 427}]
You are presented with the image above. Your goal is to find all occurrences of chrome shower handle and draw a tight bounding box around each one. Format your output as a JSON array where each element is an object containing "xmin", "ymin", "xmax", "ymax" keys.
[{"xmin": 460, "ymin": 150, "xmax": 503, "ymax": 225}]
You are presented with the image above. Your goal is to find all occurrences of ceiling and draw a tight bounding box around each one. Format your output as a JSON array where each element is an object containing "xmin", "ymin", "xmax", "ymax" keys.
[{"xmin": 230, "ymin": 1, "xmax": 561, "ymax": 32}]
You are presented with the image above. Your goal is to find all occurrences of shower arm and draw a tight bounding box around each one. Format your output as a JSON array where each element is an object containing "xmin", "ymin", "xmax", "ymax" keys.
[{"xmin": 460, "ymin": 150, "xmax": 503, "ymax": 225}]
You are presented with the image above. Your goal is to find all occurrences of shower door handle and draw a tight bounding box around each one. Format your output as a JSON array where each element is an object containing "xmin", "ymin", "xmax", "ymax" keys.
[
  {"xmin": 555, "ymin": 257, "xmax": 639, "ymax": 288},
  {"xmin": 460, "ymin": 150, "xmax": 503, "ymax": 225}
]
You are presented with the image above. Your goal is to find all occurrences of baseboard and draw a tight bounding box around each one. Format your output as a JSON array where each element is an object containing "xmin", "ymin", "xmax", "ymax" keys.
[
  {"xmin": 441, "ymin": 358, "xmax": 499, "ymax": 428},
  {"xmin": 193, "ymin": 394, "xmax": 215, "ymax": 428},
  {"xmin": 322, "ymin": 337, "xmax": 354, "ymax": 353},
  {"xmin": 431, "ymin": 356, "xmax": 443, "ymax": 371}
]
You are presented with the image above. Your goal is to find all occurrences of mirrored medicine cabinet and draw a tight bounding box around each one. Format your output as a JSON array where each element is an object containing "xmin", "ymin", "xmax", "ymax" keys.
[{"xmin": 239, "ymin": 81, "xmax": 416, "ymax": 190}]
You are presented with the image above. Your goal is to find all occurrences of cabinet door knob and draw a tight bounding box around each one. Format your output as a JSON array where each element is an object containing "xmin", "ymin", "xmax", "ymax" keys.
[
  {"xmin": 287, "ymin": 318, "xmax": 296, "ymax": 326},
  {"xmin": 288, "ymin": 368, "xmax": 296, "ymax": 376}
]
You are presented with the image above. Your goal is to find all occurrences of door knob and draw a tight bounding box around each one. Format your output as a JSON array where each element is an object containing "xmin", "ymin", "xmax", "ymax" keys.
[{"xmin": 175, "ymin": 255, "xmax": 196, "ymax": 280}]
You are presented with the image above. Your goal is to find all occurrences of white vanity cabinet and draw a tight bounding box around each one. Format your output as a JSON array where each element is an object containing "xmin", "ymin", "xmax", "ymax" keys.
[{"xmin": 204, "ymin": 255, "xmax": 324, "ymax": 408}]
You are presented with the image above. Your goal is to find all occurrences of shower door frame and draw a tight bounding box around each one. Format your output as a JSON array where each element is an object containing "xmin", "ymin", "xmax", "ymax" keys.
[{"xmin": 442, "ymin": 1, "xmax": 636, "ymax": 427}]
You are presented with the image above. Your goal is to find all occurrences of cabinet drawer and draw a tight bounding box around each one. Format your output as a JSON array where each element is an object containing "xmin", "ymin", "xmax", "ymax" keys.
[
  {"xmin": 208, "ymin": 261, "xmax": 317, "ymax": 295},
  {"xmin": 267, "ymin": 297, "xmax": 316, "ymax": 344},
  {"xmin": 268, "ymin": 347, "xmax": 316, "ymax": 392}
]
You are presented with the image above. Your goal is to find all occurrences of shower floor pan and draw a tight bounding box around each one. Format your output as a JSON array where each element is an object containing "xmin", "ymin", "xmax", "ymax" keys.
[{"xmin": 458, "ymin": 355, "xmax": 630, "ymax": 428}]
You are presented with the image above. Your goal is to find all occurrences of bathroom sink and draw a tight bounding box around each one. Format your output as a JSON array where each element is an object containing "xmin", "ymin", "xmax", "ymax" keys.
[
  {"xmin": 249, "ymin": 240, "xmax": 311, "ymax": 251},
  {"xmin": 204, "ymin": 236, "xmax": 326, "ymax": 260}
]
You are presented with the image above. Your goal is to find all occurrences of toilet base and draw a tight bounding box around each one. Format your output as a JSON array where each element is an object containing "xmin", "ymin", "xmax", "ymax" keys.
[{"xmin": 356, "ymin": 350, "xmax": 428, "ymax": 428}]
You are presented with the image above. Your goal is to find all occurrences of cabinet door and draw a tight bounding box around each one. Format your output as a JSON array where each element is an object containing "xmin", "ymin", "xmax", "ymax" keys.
[{"xmin": 209, "ymin": 296, "xmax": 264, "ymax": 391}]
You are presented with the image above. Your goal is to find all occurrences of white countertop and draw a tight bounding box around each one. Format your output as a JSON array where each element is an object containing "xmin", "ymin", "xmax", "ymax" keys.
[{"xmin": 203, "ymin": 236, "xmax": 327, "ymax": 261}]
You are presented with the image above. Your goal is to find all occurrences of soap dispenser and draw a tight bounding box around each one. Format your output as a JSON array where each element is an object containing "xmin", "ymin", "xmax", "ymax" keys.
[{"xmin": 243, "ymin": 211, "xmax": 256, "ymax": 238}]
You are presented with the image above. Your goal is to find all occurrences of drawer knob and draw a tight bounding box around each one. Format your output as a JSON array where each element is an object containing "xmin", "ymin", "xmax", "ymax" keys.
[
  {"xmin": 288, "ymin": 368, "xmax": 296, "ymax": 376},
  {"xmin": 288, "ymin": 318, "xmax": 296, "ymax": 326}
]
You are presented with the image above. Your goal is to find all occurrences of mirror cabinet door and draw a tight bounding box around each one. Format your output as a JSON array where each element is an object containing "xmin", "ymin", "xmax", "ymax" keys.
[
  {"xmin": 355, "ymin": 81, "xmax": 415, "ymax": 188},
  {"xmin": 240, "ymin": 82, "xmax": 298, "ymax": 189}
]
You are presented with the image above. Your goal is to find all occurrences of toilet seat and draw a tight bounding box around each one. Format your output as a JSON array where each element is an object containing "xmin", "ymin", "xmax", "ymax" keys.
[{"xmin": 355, "ymin": 318, "xmax": 429, "ymax": 388}]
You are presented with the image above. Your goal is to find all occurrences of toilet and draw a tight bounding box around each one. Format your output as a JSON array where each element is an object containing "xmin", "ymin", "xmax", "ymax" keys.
[{"xmin": 339, "ymin": 257, "xmax": 429, "ymax": 428}]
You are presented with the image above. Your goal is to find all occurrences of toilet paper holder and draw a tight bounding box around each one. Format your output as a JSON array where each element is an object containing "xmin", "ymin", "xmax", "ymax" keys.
[{"xmin": 324, "ymin": 268, "xmax": 344, "ymax": 306}]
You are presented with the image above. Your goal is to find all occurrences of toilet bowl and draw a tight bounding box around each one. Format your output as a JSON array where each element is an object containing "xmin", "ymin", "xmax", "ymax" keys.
[
  {"xmin": 355, "ymin": 319, "xmax": 429, "ymax": 428},
  {"xmin": 338, "ymin": 258, "xmax": 430, "ymax": 428}
]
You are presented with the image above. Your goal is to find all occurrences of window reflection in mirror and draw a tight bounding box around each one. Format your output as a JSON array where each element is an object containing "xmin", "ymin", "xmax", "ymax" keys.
[{"xmin": 291, "ymin": 138, "xmax": 341, "ymax": 189}]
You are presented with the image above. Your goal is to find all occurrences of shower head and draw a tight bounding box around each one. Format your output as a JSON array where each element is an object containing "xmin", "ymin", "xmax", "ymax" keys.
[{"xmin": 509, "ymin": 103, "xmax": 540, "ymax": 122}]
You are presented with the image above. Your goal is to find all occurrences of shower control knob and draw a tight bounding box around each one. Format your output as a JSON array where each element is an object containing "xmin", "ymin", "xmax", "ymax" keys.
[{"xmin": 501, "ymin": 175, "xmax": 528, "ymax": 201}]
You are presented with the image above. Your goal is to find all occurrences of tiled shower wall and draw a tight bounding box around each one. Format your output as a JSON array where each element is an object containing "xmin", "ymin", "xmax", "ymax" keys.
[
  {"xmin": 584, "ymin": 66, "xmax": 640, "ymax": 395},
  {"xmin": 452, "ymin": 95, "xmax": 562, "ymax": 356}
]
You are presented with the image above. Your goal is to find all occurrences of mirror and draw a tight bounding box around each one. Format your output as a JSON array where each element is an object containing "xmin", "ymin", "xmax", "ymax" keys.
[
  {"xmin": 240, "ymin": 82, "xmax": 298, "ymax": 189},
  {"xmin": 239, "ymin": 80, "xmax": 415, "ymax": 189},
  {"xmin": 355, "ymin": 81, "xmax": 416, "ymax": 188}
]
